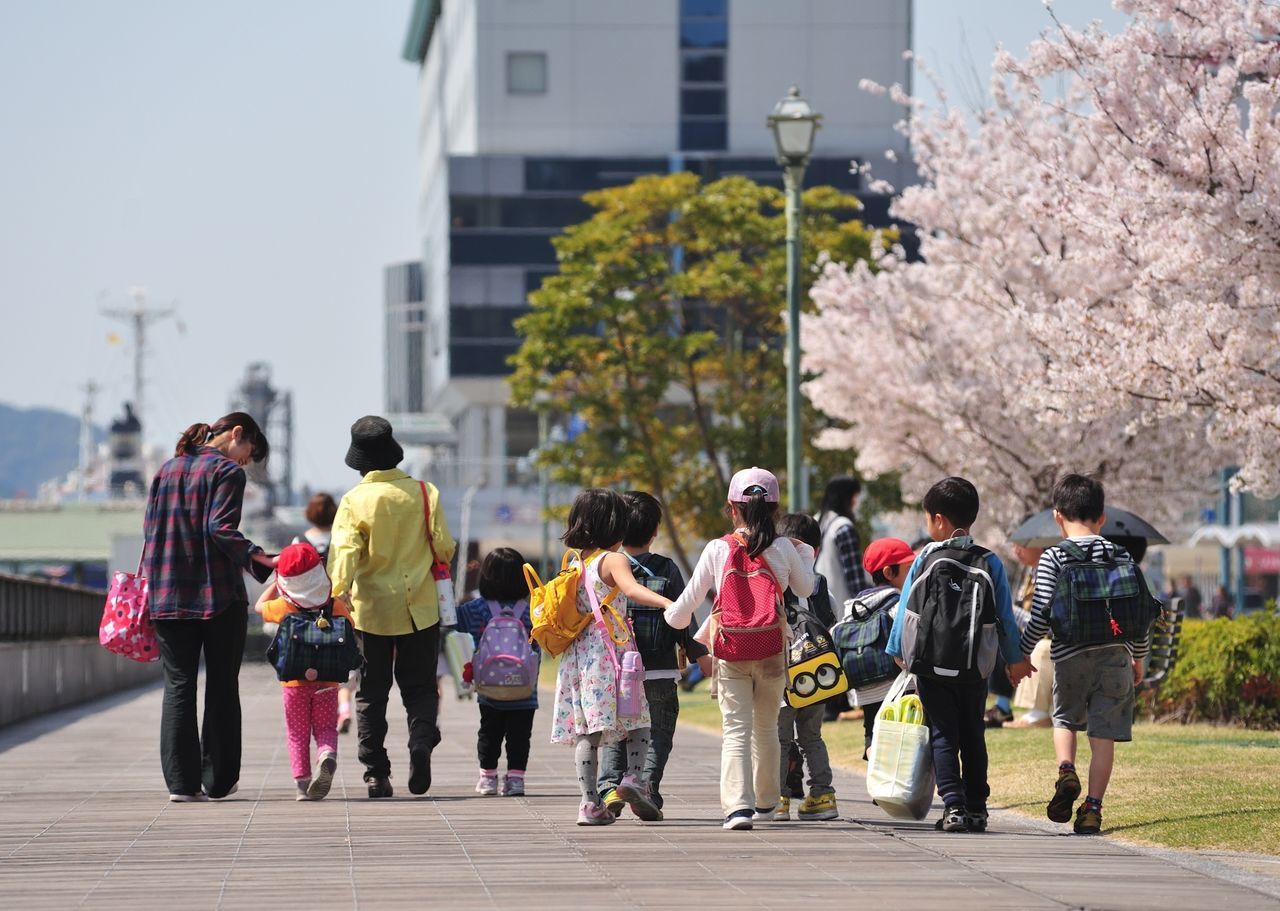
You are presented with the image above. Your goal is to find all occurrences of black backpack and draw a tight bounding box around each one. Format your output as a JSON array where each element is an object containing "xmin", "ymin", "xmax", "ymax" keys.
[{"xmin": 900, "ymin": 542, "xmax": 1000, "ymax": 683}]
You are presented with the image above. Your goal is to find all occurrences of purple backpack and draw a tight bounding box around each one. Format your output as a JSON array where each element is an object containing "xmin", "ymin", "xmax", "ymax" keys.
[{"xmin": 473, "ymin": 600, "xmax": 539, "ymax": 701}]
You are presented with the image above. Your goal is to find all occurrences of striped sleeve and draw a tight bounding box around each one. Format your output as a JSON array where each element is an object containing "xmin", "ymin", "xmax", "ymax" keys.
[{"xmin": 1019, "ymin": 548, "xmax": 1062, "ymax": 657}]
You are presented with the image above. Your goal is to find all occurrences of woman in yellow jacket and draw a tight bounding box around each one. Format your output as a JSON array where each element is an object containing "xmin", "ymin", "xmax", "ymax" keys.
[{"xmin": 329, "ymin": 416, "xmax": 456, "ymax": 799}]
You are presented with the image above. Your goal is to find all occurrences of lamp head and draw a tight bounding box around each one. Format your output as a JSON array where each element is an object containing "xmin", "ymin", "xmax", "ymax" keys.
[{"xmin": 767, "ymin": 85, "xmax": 821, "ymax": 165}]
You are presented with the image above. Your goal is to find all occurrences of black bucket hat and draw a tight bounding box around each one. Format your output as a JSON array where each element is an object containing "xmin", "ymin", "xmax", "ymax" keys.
[{"xmin": 345, "ymin": 415, "xmax": 404, "ymax": 473}]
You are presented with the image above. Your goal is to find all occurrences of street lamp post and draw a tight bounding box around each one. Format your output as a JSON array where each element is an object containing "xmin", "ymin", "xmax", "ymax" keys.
[
  {"xmin": 532, "ymin": 391, "xmax": 553, "ymax": 580},
  {"xmin": 767, "ymin": 86, "xmax": 821, "ymax": 512}
]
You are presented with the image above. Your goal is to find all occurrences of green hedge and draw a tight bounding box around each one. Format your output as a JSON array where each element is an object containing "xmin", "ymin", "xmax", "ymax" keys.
[{"xmin": 1157, "ymin": 613, "xmax": 1280, "ymax": 729}]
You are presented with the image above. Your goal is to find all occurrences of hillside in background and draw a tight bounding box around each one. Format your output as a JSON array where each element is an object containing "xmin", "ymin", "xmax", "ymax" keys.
[{"xmin": 0, "ymin": 403, "xmax": 101, "ymax": 498}]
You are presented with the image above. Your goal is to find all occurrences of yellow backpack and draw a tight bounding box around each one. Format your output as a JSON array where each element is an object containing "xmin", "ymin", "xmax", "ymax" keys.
[{"xmin": 524, "ymin": 549, "xmax": 622, "ymax": 657}]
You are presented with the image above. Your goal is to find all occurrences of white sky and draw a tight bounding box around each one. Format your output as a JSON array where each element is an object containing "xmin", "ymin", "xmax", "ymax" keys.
[{"xmin": 0, "ymin": 0, "xmax": 1126, "ymax": 493}]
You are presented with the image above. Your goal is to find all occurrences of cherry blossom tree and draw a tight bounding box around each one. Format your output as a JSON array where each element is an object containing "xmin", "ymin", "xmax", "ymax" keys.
[{"xmin": 803, "ymin": 0, "xmax": 1278, "ymax": 530}]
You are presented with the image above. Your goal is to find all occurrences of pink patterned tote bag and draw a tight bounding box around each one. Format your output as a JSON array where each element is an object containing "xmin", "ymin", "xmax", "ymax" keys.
[{"xmin": 99, "ymin": 559, "xmax": 160, "ymax": 663}]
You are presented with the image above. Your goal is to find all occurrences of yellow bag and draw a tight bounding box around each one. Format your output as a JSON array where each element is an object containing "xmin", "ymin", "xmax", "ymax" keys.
[{"xmin": 525, "ymin": 549, "xmax": 620, "ymax": 657}]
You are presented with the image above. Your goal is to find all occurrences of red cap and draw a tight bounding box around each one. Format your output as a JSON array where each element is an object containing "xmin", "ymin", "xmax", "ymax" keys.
[
  {"xmin": 863, "ymin": 537, "xmax": 916, "ymax": 575},
  {"xmin": 277, "ymin": 542, "xmax": 321, "ymax": 578}
]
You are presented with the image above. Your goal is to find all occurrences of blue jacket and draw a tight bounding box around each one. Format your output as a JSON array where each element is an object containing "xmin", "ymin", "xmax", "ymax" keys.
[
  {"xmin": 885, "ymin": 536, "xmax": 1022, "ymax": 667},
  {"xmin": 455, "ymin": 597, "xmax": 539, "ymax": 711}
]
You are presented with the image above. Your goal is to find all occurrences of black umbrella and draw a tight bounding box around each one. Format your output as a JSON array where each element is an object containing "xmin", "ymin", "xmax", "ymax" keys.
[{"xmin": 1007, "ymin": 507, "xmax": 1169, "ymax": 548}]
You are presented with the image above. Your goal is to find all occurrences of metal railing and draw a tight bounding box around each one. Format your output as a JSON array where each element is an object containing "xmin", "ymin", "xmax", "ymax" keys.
[{"xmin": 0, "ymin": 572, "xmax": 104, "ymax": 640}]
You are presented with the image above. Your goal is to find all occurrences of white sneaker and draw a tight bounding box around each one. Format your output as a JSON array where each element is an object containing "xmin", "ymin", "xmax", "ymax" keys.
[
  {"xmin": 308, "ymin": 753, "xmax": 337, "ymax": 800},
  {"xmin": 168, "ymin": 792, "xmax": 210, "ymax": 803},
  {"xmin": 476, "ymin": 771, "xmax": 499, "ymax": 796},
  {"xmin": 296, "ymin": 778, "xmax": 312, "ymax": 801}
]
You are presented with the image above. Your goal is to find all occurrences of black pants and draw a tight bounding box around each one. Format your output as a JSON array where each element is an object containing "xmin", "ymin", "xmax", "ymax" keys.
[
  {"xmin": 599, "ymin": 678, "xmax": 680, "ymax": 807},
  {"xmin": 153, "ymin": 606, "xmax": 247, "ymax": 798},
  {"xmin": 355, "ymin": 624, "xmax": 441, "ymax": 780},
  {"xmin": 477, "ymin": 704, "xmax": 536, "ymax": 771},
  {"xmin": 916, "ymin": 676, "xmax": 990, "ymax": 811},
  {"xmin": 861, "ymin": 701, "xmax": 883, "ymax": 757}
]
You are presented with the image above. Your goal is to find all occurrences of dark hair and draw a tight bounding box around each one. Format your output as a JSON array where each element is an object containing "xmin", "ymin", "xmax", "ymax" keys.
[
  {"xmin": 1105, "ymin": 535, "xmax": 1147, "ymax": 564},
  {"xmin": 477, "ymin": 547, "xmax": 529, "ymax": 602},
  {"xmin": 175, "ymin": 412, "xmax": 269, "ymax": 463},
  {"xmin": 871, "ymin": 568, "xmax": 889, "ymax": 586},
  {"xmin": 1054, "ymin": 473, "xmax": 1105, "ymax": 522},
  {"xmin": 819, "ymin": 475, "xmax": 862, "ymax": 522},
  {"xmin": 622, "ymin": 491, "xmax": 663, "ymax": 549},
  {"xmin": 305, "ymin": 493, "xmax": 338, "ymax": 528},
  {"xmin": 777, "ymin": 513, "xmax": 821, "ymax": 549},
  {"xmin": 922, "ymin": 476, "xmax": 979, "ymax": 529},
  {"xmin": 734, "ymin": 493, "xmax": 778, "ymax": 558},
  {"xmin": 562, "ymin": 488, "xmax": 628, "ymax": 551}
]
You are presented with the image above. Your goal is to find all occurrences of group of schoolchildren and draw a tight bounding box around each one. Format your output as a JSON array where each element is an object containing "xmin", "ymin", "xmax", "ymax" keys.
[{"xmin": 255, "ymin": 463, "xmax": 1155, "ymax": 840}]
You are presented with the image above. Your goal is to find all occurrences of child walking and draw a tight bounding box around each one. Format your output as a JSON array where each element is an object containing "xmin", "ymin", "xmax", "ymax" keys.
[
  {"xmin": 598, "ymin": 492, "xmax": 712, "ymax": 820},
  {"xmin": 665, "ymin": 468, "xmax": 815, "ymax": 830},
  {"xmin": 1018, "ymin": 474, "xmax": 1154, "ymax": 835},
  {"xmin": 255, "ymin": 542, "xmax": 353, "ymax": 800},
  {"xmin": 885, "ymin": 477, "xmax": 1032, "ymax": 832},
  {"xmin": 550, "ymin": 488, "xmax": 674, "ymax": 826},
  {"xmin": 455, "ymin": 547, "xmax": 538, "ymax": 798},
  {"xmin": 773, "ymin": 513, "xmax": 839, "ymax": 822}
]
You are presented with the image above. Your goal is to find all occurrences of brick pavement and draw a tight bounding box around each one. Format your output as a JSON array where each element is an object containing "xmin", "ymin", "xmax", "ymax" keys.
[{"xmin": 1, "ymin": 664, "xmax": 1277, "ymax": 910}]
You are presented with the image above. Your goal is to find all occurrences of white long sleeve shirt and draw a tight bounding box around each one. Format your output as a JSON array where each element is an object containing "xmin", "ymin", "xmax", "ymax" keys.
[{"xmin": 664, "ymin": 535, "xmax": 816, "ymax": 633}]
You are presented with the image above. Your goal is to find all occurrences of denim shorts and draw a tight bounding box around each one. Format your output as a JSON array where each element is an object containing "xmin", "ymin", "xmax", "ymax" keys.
[{"xmin": 1051, "ymin": 645, "xmax": 1135, "ymax": 742}]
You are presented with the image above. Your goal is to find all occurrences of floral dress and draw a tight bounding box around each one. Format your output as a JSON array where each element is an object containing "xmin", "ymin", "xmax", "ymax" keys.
[{"xmin": 550, "ymin": 556, "xmax": 651, "ymax": 744}]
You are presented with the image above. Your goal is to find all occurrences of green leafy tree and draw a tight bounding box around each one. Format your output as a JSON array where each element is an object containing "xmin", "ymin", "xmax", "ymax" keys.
[{"xmin": 510, "ymin": 172, "xmax": 893, "ymax": 570}]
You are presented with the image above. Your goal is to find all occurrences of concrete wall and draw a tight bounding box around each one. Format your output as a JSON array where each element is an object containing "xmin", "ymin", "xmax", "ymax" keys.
[{"xmin": 0, "ymin": 639, "xmax": 161, "ymax": 728}]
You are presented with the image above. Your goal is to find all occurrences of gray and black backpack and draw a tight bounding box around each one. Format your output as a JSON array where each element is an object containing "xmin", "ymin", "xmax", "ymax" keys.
[{"xmin": 900, "ymin": 542, "xmax": 1000, "ymax": 682}]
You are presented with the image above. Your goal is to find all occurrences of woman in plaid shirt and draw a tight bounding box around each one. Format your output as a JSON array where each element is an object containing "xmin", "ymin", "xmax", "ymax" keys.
[{"xmin": 144, "ymin": 412, "xmax": 276, "ymax": 802}]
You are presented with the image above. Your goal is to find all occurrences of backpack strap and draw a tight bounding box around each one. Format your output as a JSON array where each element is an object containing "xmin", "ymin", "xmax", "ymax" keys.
[
  {"xmin": 1057, "ymin": 540, "xmax": 1089, "ymax": 563},
  {"xmin": 627, "ymin": 554, "xmax": 656, "ymax": 578}
]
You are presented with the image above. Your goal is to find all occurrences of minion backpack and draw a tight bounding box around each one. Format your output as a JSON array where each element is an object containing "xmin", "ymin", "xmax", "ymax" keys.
[{"xmin": 784, "ymin": 597, "xmax": 848, "ymax": 709}]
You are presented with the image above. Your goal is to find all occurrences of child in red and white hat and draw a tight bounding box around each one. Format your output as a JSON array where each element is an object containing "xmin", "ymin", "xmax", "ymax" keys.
[{"xmin": 255, "ymin": 542, "xmax": 354, "ymax": 800}]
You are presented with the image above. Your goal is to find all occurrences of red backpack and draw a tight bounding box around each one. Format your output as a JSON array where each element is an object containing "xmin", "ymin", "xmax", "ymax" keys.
[{"xmin": 711, "ymin": 534, "xmax": 785, "ymax": 661}]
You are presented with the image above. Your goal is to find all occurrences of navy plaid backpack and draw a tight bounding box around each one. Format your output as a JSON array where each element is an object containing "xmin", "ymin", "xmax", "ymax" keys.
[
  {"xmin": 831, "ymin": 587, "xmax": 898, "ymax": 689},
  {"xmin": 1048, "ymin": 541, "xmax": 1161, "ymax": 646},
  {"xmin": 266, "ymin": 604, "xmax": 363, "ymax": 683}
]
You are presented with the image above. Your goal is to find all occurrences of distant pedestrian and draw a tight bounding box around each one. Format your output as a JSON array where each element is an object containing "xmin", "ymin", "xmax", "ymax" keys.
[
  {"xmin": 814, "ymin": 476, "xmax": 870, "ymax": 627},
  {"xmin": 664, "ymin": 468, "xmax": 816, "ymax": 831},
  {"xmin": 1205, "ymin": 585, "xmax": 1234, "ymax": 620},
  {"xmin": 1180, "ymin": 575, "xmax": 1203, "ymax": 618},
  {"xmin": 1019, "ymin": 475, "xmax": 1157, "ymax": 836},
  {"xmin": 329, "ymin": 416, "xmax": 455, "ymax": 799},
  {"xmin": 455, "ymin": 547, "xmax": 539, "ymax": 799},
  {"xmin": 255, "ymin": 542, "xmax": 351, "ymax": 800},
  {"xmin": 144, "ymin": 413, "xmax": 275, "ymax": 802},
  {"xmin": 548, "ymin": 489, "xmax": 672, "ymax": 826}
]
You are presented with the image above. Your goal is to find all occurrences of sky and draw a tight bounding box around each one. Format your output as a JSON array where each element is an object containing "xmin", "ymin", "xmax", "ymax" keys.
[{"xmin": 0, "ymin": 0, "xmax": 1128, "ymax": 494}]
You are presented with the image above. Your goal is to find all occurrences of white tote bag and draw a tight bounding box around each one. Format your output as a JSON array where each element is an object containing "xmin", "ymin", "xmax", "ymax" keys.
[{"xmin": 866, "ymin": 672, "xmax": 936, "ymax": 820}]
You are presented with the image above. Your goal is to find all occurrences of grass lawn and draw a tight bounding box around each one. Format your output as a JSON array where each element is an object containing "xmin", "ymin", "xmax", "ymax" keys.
[{"xmin": 670, "ymin": 684, "xmax": 1280, "ymax": 856}]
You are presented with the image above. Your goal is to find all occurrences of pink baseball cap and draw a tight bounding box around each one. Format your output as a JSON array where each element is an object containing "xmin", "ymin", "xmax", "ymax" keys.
[{"xmin": 727, "ymin": 467, "xmax": 780, "ymax": 503}]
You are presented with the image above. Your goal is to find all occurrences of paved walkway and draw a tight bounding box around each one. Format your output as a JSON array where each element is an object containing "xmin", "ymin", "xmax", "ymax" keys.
[{"xmin": 1, "ymin": 665, "xmax": 1277, "ymax": 910}]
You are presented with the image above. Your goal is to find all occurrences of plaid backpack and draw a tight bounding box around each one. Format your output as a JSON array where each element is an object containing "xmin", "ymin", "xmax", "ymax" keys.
[
  {"xmin": 1049, "ymin": 541, "xmax": 1162, "ymax": 645},
  {"xmin": 266, "ymin": 605, "xmax": 362, "ymax": 683},
  {"xmin": 831, "ymin": 587, "xmax": 898, "ymax": 689}
]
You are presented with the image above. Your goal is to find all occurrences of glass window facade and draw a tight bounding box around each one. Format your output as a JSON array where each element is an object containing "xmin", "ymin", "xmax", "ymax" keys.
[{"xmin": 679, "ymin": 1, "xmax": 727, "ymax": 151}]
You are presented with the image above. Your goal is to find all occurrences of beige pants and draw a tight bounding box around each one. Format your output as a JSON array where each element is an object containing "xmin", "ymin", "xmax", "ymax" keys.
[
  {"xmin": 1013, "ymin": 638, "xmax": 1055, "ymax": 713},
  {"xmin": 715, "ymin": 653, "xmax": 787, "ymax": 815}
]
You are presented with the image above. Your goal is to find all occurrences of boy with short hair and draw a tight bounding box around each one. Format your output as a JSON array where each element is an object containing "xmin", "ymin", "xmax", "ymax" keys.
[
  {"xmin": 1019, "ymin": 474, "xmax": 1152, "ymax": 835},
  {"xmin": 773, "ymin": 513, "xmax": 838, "ymax": 821},
  {"xmin": 599, "ymin": 492, "xmax": 711, "ymax": 820},
  {"xmin": 886, "ymin": 477, "xmax": 1032, "ymax": 832}
]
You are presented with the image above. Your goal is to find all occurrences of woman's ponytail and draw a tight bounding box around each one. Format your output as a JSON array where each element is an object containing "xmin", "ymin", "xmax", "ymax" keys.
[
  {"xmin": 175, "ymin": 422, "xmax": 212, "ymax": 457},
  {"xmin": 738, "ymin": 493, "xmax": 778, "ymax": 558}
]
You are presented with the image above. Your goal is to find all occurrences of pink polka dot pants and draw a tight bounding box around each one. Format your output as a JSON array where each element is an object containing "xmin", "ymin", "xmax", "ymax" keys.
[{"xmin": 281, "ymin": 685, "xmax": 339, "ymax": 779}]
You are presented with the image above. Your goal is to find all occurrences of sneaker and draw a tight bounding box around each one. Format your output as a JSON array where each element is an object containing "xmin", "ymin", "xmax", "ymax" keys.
[
  {"xmin": 752, "ymin": 807, "xmax": 775, "ymax": 822},
  {"xmin": 601, "ymin": 788, "xmax": 625, "ymax": 818},
  {"xmin": 1074, "ymin": 803, "xmax": 1103, "ymax": 835},
  {"xmin": 366, "ymin": 776, "xmax": 394, "ymax": 799},
  {"xmin": 308, "ymin": 753, "xmax": 337, "ymax": 800},
  {"xmin": 577, "ymin": 801, "xmax": 616, "ymax": 826},
  {"xmin": 408, "ymin": 749, "xmax": 432, "ymax": 795},
  {"xmin": 204, "ymin": 783, "xmax": 238, "ymax": 800},
  {"xmin": 296, "ymin": 778, "xmax": 312, "ymax": 801},
  {"xmin": 500, "ymin": 774, "xmax": 525, "ymax": 797},
  {"xmin": 168, "ymin": 792, "xmax": 209, "ymax": 803},
  {"xmin": 723, "ymin": 809, "xmax": 754, "ymax": 830},
  {"xmin": 966, "ymin": 807, "xmax": 989, "ymax": 833},
  {"xmin": 772, "ymin": 796, "xmax": 792, "ymax": 821},
  {"xmin": 984, "ymin": 705, "xmax": 1014, "ymax": 728},
  {"xmin": 475, "ymin": 771, "xmax": 499, "ymax": 796},
  {"xmin": 1047, "ymin": 766, "xmax": 1082, "ymax": 823},
  {"xmin": 935, "ymin": 806, "xmax": 969, "ymax": 832},
  {"xmin": 798, "ymin": 793, "xmax": 839, "ymax": 821},
  {"xmin": 616, "ymin": 774, "xmax": 662, "ymax": 822}
]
